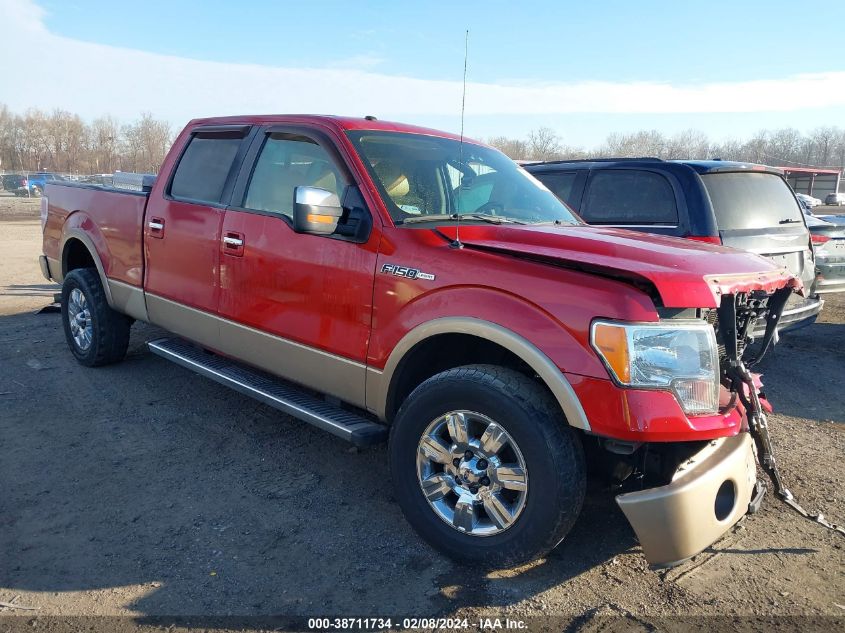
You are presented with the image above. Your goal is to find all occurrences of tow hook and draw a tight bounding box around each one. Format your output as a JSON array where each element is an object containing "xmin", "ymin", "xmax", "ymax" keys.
[{"xmin": 747, "ymin": 481, "xmax": 766, "ymax": 514}]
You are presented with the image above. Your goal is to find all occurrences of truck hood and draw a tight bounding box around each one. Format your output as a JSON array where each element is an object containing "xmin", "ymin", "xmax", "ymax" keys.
[{"xmin": 436, "ymin": 224, "xmax": 802, "ymax": 308}]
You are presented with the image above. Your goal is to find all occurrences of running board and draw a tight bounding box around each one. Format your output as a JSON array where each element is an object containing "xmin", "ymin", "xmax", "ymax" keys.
[{"xmin": 147, "ymin": 337, "xmax": 387, "ymax": 447}]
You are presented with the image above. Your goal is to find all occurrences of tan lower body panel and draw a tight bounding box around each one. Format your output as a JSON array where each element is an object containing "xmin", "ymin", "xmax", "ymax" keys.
[
  {"xmin": 615, "ymin": 433, "xmax": 757, "ymax": 567},
  {"xmin": 145, "ymin": 294, "xmax": 367, "ymax": 408},
  {"xmin": 108, "ymin": 279, "xmax": 149, "ymax": 322}
]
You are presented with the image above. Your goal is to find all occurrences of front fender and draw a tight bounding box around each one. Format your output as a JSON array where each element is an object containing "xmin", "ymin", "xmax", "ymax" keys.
[{"xmin": 365, "ymin": 284, "xmax": 604, "ymax": 428}]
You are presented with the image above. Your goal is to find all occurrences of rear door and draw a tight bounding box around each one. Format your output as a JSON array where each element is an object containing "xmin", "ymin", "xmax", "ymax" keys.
[
  {"xmin": 699, "ymin": 171, "xmax": 816, "ymax": 293},
  {"xmin": 144, "ymin": 124, "xmax": 254, "ymax": 349}
]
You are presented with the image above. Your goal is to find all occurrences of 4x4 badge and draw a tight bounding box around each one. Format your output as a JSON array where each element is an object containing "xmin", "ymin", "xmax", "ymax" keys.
[{"xmin": 381, "ymin": 263, "xmax": 435, "ymax": 281}]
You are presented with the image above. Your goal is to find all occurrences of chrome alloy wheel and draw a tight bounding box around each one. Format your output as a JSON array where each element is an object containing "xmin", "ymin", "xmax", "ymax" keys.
[
  {"xmin": 67, "ymin": 288, "xmax": 93, "ymax": 351},
  {"xmin": 416, "ymin": 410, "xmax": 528, "ymax": 536}
]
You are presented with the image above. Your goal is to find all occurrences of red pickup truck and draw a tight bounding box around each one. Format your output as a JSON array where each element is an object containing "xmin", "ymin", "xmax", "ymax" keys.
[{"xmin": 40, "ymin": 115, "xmax": 800, "ymax": 568}]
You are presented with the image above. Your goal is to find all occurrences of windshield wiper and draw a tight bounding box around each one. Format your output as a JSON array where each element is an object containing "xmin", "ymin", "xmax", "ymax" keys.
[
  {"xmin": 401, "ymin": 213, "xmax": 526, "ymax": 225},
  {"xmin": 779, "ymin": 218, "xmax": 802, "ymax": 224}
]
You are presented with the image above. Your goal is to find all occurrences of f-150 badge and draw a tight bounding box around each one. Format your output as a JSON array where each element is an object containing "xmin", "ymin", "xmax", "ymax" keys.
[{"xmin": 381, "ymin": 263, "xmax": 435, "ymax": 281}]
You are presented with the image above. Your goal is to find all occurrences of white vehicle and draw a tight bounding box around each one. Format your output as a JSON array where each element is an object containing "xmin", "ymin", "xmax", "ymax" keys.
[{"xmin": 796, "ymin": 192, "xmax": 822, "ymax": 208}]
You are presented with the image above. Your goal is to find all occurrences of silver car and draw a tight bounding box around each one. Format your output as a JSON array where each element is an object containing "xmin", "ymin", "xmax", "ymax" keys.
[
  {"xmin": 824, "ymin": 192, "xmax": 845, "ymax": 206},
  {"xmin": 805, "ymin": 211, "xmax": 845, "ymax": 294}
]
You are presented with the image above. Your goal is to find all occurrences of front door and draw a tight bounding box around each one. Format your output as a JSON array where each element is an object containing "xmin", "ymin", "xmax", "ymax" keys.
[{"xmin": 216, "ymin": 127, "xmax": 379, "ymax": 407}]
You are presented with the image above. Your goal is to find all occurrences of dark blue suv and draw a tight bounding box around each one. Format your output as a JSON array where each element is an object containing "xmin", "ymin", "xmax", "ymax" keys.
[{"xmin": 525, "ymin": 158, "xmax": 822, "ymax": 334}]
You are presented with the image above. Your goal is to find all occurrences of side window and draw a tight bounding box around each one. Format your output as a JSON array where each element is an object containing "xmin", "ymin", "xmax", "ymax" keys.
[
  {"xmin": 534, "ymin": 171, "xmax": 578, "ymax": 206},
  {"xmin": 243, "ymin": 134, "xmax": 342, "ymax": 218},
  {"xmin": 582, "ymin": 170, "xmax": 678, "ymax": 225},
  {"xmin": 170, "ymin": 136, "xmax": 243, "ymax": 204}
]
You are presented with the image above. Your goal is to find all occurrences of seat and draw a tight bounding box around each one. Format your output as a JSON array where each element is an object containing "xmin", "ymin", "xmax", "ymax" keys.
[
  {"xmin": 304, "ymin": 160, "xmax": 340, "ymax": 194},
  {"xmin": 373, "ymin": 160, "xmax": 410, "ymax": 200}
]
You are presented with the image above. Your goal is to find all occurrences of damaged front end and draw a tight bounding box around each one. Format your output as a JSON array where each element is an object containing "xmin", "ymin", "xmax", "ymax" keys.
[{"xmin": 614, "ymin": 284, "xmax": 799, "ymax": 567}]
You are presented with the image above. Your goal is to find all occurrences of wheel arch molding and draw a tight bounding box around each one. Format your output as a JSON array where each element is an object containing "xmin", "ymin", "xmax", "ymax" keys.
[
  {"xmin": 367, "ymin": 316, "xmax": 591, "ymax": 432},
  {"xmin": 60, "ymin": 228, "xmax": 114, "ymax": 306}
]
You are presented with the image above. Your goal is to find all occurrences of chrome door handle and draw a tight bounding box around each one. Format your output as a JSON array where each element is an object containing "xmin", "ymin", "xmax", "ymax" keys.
[
  {"xmin": 223, "ymin": 236, "xmax": 244, "ymax": 247},
  {"xmin": 148, "ymin": 221, "xmax": 164, "ymax": 230}
]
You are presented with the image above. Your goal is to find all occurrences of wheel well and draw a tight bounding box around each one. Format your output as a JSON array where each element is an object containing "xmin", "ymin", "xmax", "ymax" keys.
[
  {"xmin": 385, "ymin": 333, "xmax": 548, "ymax": 422},
  {"xmin": 62, "ymin": 238, "xmax": 96, "ymax": 276}
]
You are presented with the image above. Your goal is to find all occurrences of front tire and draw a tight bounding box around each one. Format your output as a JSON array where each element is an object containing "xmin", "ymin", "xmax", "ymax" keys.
[
  {"xmin": 61, "ymin": 268, "xmax": 131, "ymax": 367},
  {"xmin": 389, "ymin": 365, "xmax": 585, "ymax": 566}
]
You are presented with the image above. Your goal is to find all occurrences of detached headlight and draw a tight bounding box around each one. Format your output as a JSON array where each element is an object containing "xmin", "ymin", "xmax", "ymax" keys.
[{"xmin": 591, "ymin": 320, "xmax": 719, "ymax": 415}]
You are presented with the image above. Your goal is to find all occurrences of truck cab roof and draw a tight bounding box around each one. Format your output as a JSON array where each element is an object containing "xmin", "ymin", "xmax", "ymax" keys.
[{"xmin": 185, "ymin": 114, "xmax": 478, "ymax": 144}]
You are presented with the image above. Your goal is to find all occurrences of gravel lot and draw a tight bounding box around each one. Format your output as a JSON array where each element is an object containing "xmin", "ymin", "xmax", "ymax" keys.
[{"xmin": 0, "ymin": 193, "xmax": 843, "ymax": 630}]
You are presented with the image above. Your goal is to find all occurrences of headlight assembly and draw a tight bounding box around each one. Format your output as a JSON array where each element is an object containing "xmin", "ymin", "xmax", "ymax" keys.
[{"xmin": 590, "ymin": 320, "xmax": 720, "ymax": 415}]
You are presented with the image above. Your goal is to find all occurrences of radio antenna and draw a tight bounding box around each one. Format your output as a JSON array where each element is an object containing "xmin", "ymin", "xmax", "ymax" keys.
[{"xmin": 451, "ymin": 29, "xmax": 469, "ymax": 249}]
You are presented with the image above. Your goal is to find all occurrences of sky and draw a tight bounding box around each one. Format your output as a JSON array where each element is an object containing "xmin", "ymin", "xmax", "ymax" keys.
[{"xmin": 1, "ymin": 0, "xmax": 844, "ymax": 146}]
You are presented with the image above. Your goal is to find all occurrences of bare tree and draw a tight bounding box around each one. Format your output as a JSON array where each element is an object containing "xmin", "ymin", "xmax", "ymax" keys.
[
  {"xmin": 600, "ymin": 130, "xmax": 666, "ymax": 158},
  {"xmin": 121, "ymin": 112, "xmax": 172, "ymax": 173},
  {"xmin": 487, "ymin": 135, "xmax": 529, "ymax": 160},
  {"xmin": 810, "ymin": 126, "xmax": 838, "ymax": 167},
  {"xmin": 766, "ymin": 128, "xmax": 802, "ymax": 165},
  {"xmin": 87, "ymin": 116, "xmax": 120, "ymax": 173},
  {"xmin": 527, "ymin": 127, "xmax": 563, "ymax": 161},
  {"xmin": 835, "ymin": 129, "xmax": 845, "ymax": 172},
  {"xmin": 665, "ymin": 129, "xmax": 710, "ymax": 159},
  {"xmin": 1, "ymin": 103, "xmax": 843, "ymax": 176}
]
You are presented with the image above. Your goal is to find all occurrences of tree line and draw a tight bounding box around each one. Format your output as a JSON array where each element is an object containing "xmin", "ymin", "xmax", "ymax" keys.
[
  {"xmin": 490, "ymin": 125, "xmax": 845, "ymax": 169},
  {"xmin": 2, "ymin": 103, "xmax": 844, "ymax": 174},
  {"xmin": 0, "ymin": 104, "xmax": 173, "ymax": 175}
]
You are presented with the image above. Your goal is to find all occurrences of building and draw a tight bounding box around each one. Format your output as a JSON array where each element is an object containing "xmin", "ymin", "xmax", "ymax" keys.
[{"xmin": 779, "ymin": 167, "xmax": 842, "ymax": 200}]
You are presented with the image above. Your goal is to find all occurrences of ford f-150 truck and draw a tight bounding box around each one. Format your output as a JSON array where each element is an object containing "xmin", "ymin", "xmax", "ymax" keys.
[{"xmin": 40, "ymin": 115, "xmax": 801, "ymax": 568}]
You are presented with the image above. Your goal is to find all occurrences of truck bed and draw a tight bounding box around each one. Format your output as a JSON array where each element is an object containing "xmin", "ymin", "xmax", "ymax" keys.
[{"xmin": 42, "ymin": 181, "xmax": 149, "ymax": 287}]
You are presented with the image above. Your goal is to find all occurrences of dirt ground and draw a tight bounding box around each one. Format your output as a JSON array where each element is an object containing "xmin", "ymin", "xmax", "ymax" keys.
[{"xmin": 0, "ymin": 193, "xmax": 843, "ymax": 631}]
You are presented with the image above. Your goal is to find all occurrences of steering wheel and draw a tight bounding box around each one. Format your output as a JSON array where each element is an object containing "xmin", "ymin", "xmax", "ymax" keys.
[{"xmin": 472, "ymin": 201, "xmax": 505, "ymax": 216}]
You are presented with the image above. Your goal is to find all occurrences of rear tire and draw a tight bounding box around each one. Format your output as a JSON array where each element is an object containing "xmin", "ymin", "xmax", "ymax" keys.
[
  {"xmin": 389, "ymin": 364, "xmax": 585, "ymax": 567},
  {"xmin": 61, "ymin": 268, "xmax": 131, "ymax": 367}
]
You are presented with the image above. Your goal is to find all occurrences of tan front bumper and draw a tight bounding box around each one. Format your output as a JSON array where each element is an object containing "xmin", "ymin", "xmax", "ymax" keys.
[{"xmin": 616, "ymin": 433, "xmax": 757, "ymax": 567}]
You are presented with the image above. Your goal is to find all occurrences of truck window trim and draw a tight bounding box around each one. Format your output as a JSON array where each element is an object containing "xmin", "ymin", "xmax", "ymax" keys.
[{"xmin": 164, "ymin": 125, "xmax": 256, "ymax": 208}]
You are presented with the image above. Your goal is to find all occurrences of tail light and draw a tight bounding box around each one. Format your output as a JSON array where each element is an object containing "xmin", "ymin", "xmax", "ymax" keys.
[
  {"xmin": 686, "ymin": 235, "xmax": 722, "ymax": 245},
  {"xmin": 40, "ymin": 196, "xmax": 48, "ymax": 231},
  {"xmin": 811, "ymin": 234, "xmax": 830, "ymax": 245},
  {"xmin": 22, "ymin": 178, "xmax": 28, "ymax": 187}
]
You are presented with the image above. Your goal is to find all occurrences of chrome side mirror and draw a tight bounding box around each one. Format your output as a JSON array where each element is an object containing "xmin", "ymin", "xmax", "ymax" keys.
[{"xmin": 293, "ymin": 186, "xmax": 343, "ymax": 235}]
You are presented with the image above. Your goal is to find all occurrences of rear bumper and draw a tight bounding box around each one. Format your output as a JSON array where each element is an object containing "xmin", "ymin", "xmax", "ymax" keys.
[
  {"xmin": 752, "ymin": 294, "xmax": 822, "ymax": 336},
  {"xmin": 616, "ymin": 433, "xmax": 757, "ymax": 567}
]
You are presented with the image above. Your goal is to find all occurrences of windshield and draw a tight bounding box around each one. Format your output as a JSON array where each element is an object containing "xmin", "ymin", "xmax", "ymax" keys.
[
  {"xmin": 346, "ymin": 130, "xmax": 580, "ymax": 226},
  {"xmin": 701, "ymin": 172, "xmax": 804, "ymax": 230}
]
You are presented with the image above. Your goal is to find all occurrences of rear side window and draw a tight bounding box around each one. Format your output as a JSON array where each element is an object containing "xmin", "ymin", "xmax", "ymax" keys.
[
  {"xmin": 582, "ymin": 170, "xmax": 678, "ymax": 225},
  {"xmin": 170, "ymin": 136, "xmax": 243, "ymax": 204},
  {"xmin": 701, "ymin": 172, "xmax": 802, "ymax": 230},
  {"xmin": 535, "ymin": 171, "xmax": 578, "ymax": 206}
]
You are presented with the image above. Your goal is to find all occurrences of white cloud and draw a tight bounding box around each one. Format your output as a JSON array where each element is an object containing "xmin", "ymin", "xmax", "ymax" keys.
[
  {"xmin": 326, "ymin": 53, "xmax": 385, "ymax": 70},
  {"xmin": 1, "ymin": 0, "xmax": 844, "ymax": 131}
]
